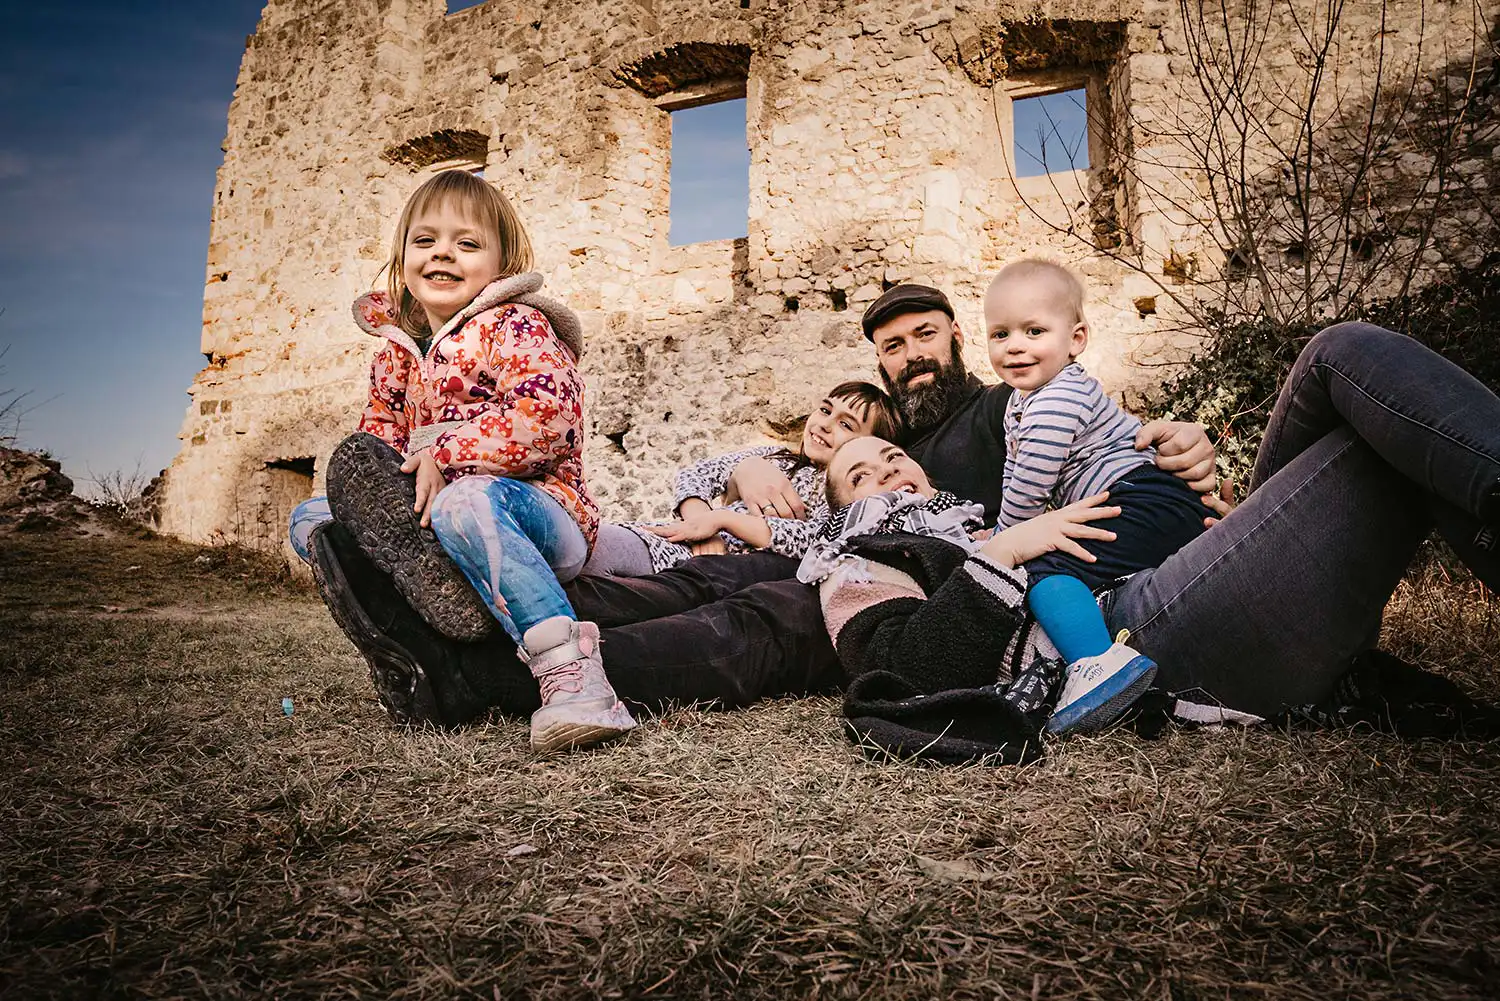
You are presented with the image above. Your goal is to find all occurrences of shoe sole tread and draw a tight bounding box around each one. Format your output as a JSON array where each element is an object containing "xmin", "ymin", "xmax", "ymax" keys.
[{"xmin": 328, "ymin": 434, "xmax": 496, "ymax": 642}]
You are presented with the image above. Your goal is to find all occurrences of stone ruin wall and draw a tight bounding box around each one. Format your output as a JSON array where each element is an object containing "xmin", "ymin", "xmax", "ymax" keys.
[{"xmin": 157, "ymin": 0, "xmax": 1499, "ymax": 559}]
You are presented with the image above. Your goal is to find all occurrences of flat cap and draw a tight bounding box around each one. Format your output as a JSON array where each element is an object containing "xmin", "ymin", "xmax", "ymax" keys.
[{"xmin": 860, "ymin": 284, "xmax": 955, "ymax": 341}]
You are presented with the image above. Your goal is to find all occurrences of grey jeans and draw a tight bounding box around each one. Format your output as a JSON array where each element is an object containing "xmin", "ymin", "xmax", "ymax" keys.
[{"xmin": 1107, "ymin": 323, "xmax": 1500, "ymax": 717}]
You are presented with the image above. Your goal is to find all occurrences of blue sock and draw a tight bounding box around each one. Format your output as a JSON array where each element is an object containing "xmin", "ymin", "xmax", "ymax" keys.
[{"xmin": 1027, "ymin": 575, "xmax": 1112, "ymax": 664}]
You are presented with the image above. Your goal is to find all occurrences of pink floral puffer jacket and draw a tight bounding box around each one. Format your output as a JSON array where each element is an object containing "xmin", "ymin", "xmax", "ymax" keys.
[{"xmin": 352, "ymin": 274, "xmax": 599, "ymax": 548}]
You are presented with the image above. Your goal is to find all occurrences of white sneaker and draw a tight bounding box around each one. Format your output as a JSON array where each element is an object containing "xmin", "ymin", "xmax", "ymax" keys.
[
  {"xmin": 1046, "ymin": 642, "xmax": 1158, "ymax": 735},
  {"xmin": 520, "ymin": 620, "xmax": 637, "ymax": 753}
]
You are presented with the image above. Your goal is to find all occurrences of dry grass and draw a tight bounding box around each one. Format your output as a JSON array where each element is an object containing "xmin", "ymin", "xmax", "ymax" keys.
[{"xmin": 1, "ymin": 532, "xmax": 1498, "ymax": 1000}]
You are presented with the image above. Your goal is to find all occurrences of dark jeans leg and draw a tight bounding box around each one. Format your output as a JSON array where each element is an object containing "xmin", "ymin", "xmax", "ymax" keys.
[
  {"xmin": 596, "ymin": 578, "xmax": 840, "ymax": 711},
  {"xmin": 1109, "ymin": 428, "xmax": 1431, "ymax": 716},
  {"xmin": 1109, "ymin": 323, "xmax": 1500, "ymax": 716},
  {"xmin": 559, "ymin": 551, "xmax": 838, "ymax": 710},
  {"xmin": 1253, "ymin": 322, "xmax": 1500, "ymax": 588},
  {"xmin": 564, "ymin": 552, "xmax": 800, "ymax": 626}
]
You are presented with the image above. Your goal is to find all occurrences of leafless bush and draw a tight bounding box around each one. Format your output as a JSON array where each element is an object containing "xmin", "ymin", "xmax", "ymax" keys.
[
  {"xmin": 0, "ymin": 343, "xmax": 32, "ymax": 448},
  {"xmin": 1005, "ymin": 0, "xmax": 1498, "ymax": 327},
  {"xmin": 86, "ymin": 462, "xmax": 156, "ymax": 525}
]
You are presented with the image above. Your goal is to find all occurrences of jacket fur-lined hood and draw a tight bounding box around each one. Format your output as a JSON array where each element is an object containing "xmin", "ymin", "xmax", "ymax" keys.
[{"xmin": 351, "ymin": 271, "xmax": 584, "ymax": 360}]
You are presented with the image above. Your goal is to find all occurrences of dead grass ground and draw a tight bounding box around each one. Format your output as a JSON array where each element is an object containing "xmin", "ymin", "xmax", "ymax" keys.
[{"xmin": 1, "ymin": 531, "xmax": 1498, "ymax": 1000}]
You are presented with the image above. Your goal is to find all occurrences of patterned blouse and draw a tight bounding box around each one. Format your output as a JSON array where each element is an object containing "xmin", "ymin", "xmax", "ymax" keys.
[{"xmin": 626, "ymin": 445, "xmax": 829, "ymax": 572}]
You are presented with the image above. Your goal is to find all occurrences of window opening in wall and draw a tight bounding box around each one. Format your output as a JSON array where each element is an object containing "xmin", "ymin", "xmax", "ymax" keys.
[
  {"xmin": 266, "ymin": 457, "xmax": 315, "ymax": 477},
  {"xmin": 382, "ymin": 130, "xmax": 489, "ymax": 173},
  {"xmin": 259, "ymin": 457, "xmax": 315, "ymax": 553},
  {"xmin": 1011, "ymin": 88, "xmax": 1088, "ymax": 178},
  {"xmin": 447, "ymin": 1, "xmax": 488, "ymax": 13},
  {"xmin": 668, "ymin": 98, "xmax": 749, "ymax": 246}
]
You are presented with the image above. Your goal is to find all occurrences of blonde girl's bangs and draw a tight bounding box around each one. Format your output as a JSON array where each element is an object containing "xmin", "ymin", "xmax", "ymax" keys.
[{"xmin": 382, "ymin": 169, "xmax": 536, "ymax": 335}]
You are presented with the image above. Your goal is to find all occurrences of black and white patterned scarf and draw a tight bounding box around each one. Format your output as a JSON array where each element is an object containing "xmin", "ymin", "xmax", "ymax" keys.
[{"xmin": 796, "ymin": 490, "xmax": 986, "ymax": 584}]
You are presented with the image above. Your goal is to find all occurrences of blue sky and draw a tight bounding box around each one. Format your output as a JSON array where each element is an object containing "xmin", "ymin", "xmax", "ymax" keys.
[
  {"xmin": 670, "ymin": 101, "xmax": 751, "ymax": 246},
  {"xmin": 0, "ymin": 1, "xmax": 266, "ymax": 489},
  {"xmin": 1013, "ymin": 88, "xmax": 1089, "ymax": 176}
]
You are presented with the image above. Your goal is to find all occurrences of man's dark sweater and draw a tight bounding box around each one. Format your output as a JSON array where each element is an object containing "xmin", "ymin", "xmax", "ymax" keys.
[{"xmin": 901, "ymin": 378, "xmax": 1014, "ymax": 525}]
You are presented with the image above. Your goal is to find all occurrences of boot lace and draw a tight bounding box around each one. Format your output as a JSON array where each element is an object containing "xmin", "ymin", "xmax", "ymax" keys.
[{"xmin": 534, "ymin": 656, "xmax": 585, "ymax": 703}]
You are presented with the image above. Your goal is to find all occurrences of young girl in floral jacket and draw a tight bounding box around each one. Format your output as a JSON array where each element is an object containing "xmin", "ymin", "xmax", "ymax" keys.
[{"xmin": 293, "ymin": 169, "xmax": 632, "ymax": 754}]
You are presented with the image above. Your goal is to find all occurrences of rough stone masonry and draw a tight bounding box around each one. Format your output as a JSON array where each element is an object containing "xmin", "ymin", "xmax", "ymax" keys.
[{"xmin": 158, "ymin": 0, "xmax": 1499, "ymax": 558}]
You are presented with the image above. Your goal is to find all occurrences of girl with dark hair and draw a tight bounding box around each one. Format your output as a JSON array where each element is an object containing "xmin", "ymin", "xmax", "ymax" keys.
[{"xmin": 582, "ymin": 382, "xmax": 902, "ymax": 575}]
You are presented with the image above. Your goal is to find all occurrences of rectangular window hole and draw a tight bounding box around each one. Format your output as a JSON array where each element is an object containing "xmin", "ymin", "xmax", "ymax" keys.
[
  {"xmin": 669, "ymin": 98, "xmax": 749, "ymax": 246},
  {"xmin": 260, "ymin": 458, "xmax": 315, "ymax": 552},
  {"xmin": 1012, "ymin": 88, "xmax": 1089, "ymax": 178}
]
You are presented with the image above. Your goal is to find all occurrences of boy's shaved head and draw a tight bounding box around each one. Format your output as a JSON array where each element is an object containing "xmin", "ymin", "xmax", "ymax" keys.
[{"xmin": 987, "ymin": 259, "xmax": 1086, "ymax": 322}]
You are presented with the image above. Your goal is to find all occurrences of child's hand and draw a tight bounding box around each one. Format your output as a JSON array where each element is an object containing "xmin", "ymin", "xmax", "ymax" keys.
[
  {"xmin": 647, "ymin": 509, "xmax": 726, "ymax": 543},
  {"xmin": 981, "ymin": 493, "xmax": 1120, "ymax": 567},
  {"xmin": 675, "ymin": 500, "xmax": 730, "ymax": 555},
  {"xmin": 401, "ymin": 449, "xmax": 447, "ymax": 528},
  {"xmin": 1201, "ymin": 478, "xmax": 1237, "ymax": 528}
]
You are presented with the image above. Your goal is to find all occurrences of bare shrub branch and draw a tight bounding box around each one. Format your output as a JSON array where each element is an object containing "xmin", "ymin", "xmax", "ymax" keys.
[
  {"xmin": 86, "ymin": 462, "xmax": 156, "ymax": 525},
  {"xmin": 998, "ymin": 0, "xmax": 1495, "ymax": 329}
]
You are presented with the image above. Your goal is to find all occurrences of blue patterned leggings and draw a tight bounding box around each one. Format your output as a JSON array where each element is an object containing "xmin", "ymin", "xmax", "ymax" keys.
[{"xmin": 288, "ymin": 476, "xmax": 588, "ymax": 643}]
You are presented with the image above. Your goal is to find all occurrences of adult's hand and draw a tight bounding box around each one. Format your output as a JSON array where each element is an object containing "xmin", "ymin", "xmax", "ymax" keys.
[
  {"xmin": 725, "ymin": 456, "xmax": 806, "ymax": 520},
  {"xmin": 648, "ymin": 509, "xmax": 726, "ymax": 543},
  {"xmin": 981, "ymin": 493, "xmax": 1121, "ymax": 568},
  {"xmin": 401, "ymin": 449, "xmax": 446, "ymax": 528},
  {"xmin": 1136, "ymin": 419, "xmax": 1217, "ymax": 493}
]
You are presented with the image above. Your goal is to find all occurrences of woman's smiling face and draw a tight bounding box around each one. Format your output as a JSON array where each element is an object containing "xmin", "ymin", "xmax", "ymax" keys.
[{"xmin": 827, "ymin": 437, "xmax": 934, "ymax": 507}]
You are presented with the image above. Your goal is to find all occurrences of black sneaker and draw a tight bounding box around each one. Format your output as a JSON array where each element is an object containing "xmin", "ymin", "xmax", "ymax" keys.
[
  {"xmin": 326, "ymin": 432, "xmax": 496, "ymax": 642},
  {"xmin": 1278, "ymin": 649, "xmax": 1500, "ymax": 739},
  {"xmin": 309, "ymin": 521, "xmax": 488, "ymax": 727}
]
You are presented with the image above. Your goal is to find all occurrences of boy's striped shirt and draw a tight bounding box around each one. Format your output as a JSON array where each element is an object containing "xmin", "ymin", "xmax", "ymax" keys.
[{"xmin": 998, "ymin": 362, "xmax": 1153, "ymax": 528}]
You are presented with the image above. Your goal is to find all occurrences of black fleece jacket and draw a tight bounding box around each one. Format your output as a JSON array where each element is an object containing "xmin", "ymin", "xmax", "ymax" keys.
[{"xmin": 827, "ymin": 533, "xmax": 1051, "ymax": 764}]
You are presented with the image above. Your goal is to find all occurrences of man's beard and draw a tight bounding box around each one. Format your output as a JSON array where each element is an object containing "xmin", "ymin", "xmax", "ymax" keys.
[{"xmin": 882, "ymin": 345, "xmax": 971, "ymax": 436}]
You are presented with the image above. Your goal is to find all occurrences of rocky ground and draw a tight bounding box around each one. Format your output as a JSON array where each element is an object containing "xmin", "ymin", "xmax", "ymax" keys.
[{"xmin": 0, "ymin": 446, "xmax": 142, "ymax": 538}]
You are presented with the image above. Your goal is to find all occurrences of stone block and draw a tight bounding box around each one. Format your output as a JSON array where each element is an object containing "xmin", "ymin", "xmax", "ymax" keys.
[{"xmin": 752, "ymin": 293, "xmax": 786, "ymax": 315}]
